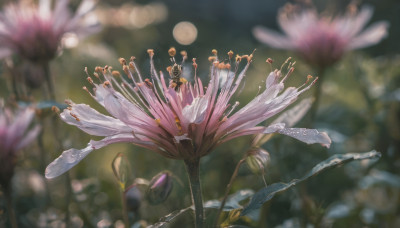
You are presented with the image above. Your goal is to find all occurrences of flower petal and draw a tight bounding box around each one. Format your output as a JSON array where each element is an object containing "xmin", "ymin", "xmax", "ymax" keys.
[
  {"xmin": 16, "ymin": 125, "xmax": 41, "ymax": 151},
  {"xmin": 102, "ymin": 92, "xmax": 162, "ymax": 135},
  {"xmin": 338, "ymin": 6, "xmax": 373, "ymax": 38},
  {"xmin": 0, "ymin": 47, "xmax": 12, "ymax": 59},
  {"xmin": 219, "ymin": 124, "xmax": 285, "ymax": 144},
  {"xmin": 45, "ymin": 133, "xmax": 151, "ymax": 179},
  {"xmin": 278, "ymin": 9, "xmax": 318, "ymax": 39},
  {"xmin": 52, "ymin": 0, "xmax": 70, "ymax": 31},
  {"xmin": 45, "ymin": 145, "xmax": 94, "ymax": 179},
  {"xmin": 75, "ymin": 0, "xmax": 97, "ymax": 18},
  {"xmin": 263, "ymin": 123, "xmax": 285, "ymax": 133},
  {"xmin": 174, "ymin": 134, "xmax": 190, "ymax": 143},
  {"xmin": 39, "ymin": 0, "xmax": 51, "ymax": 18},
  {"xmin": 6, "ymin": 108, "xmax": 35, "ymax": 144},
  {"xmin": 277, "ymin": 127, "xmax": 331, "ymax": 148},
  {"xmin": 347, "ymin": 21, "xmax": 389, "ymax": 50},
  {"xmin": 60, "ymin": 103, "xmax": 132, "ymax": 136},
  {"xmin": 253, "ymin": 26, "xmax": 295, "ymax": 49},
  {"xmin": 182, "ymin": 97, "xmax": 209, "ymax": 124},
  {"xmin": 272, "ymin": 98, "xmax": 313, "ymax": 127}
]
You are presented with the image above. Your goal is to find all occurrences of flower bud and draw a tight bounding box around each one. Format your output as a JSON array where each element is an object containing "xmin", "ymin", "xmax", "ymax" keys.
[
  {"xmin": 146, "ymin": 172, "xmax": 173, "ymax": 205},
  {"xmin": 111, "ymin": 153, "xmax": 132, "ymax": 191},
  {"xmin": 246, "ymin": 148, "xmax": 270, "ymax": 174}
]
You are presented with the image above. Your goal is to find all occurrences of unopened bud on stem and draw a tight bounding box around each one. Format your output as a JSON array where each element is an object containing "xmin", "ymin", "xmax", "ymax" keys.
[
  {"xmin": 146, "ymin": 171, "xmax": 173, "ymax": 205},
  {"xmin": 246, "ymin": 148, "xmax": 270, "ymax": 175}
]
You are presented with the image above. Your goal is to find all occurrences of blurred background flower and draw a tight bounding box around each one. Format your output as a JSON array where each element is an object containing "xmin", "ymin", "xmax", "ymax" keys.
[
  {"xmin": 253, "ymin": 2, "xmax": 389, "ymax": 69},
  {"xmin": 253, "ymin": 1, "xmax": 389, "ymax": 124},
  {"xmin": 0, "ymin": 0, "xmax": 100, "ymax": 101},
  {"xmin": 0, "ymin": 101, "xmax": 40, "ymax": 189},
  {"xmin": 0, "ymin": 100, "xmax": 40, "ymax": 228},
  {"xmin": 0, "ymin": 0, "xmax": 99, "ymax": 62}
]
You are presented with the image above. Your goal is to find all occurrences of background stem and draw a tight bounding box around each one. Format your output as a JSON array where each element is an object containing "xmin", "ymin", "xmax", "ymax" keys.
[
  {"xmin": 42, "ymin": 61, "xmax": 55, "ymax": 100},
  {"xmin": 309, "ymin": 67, "xmax": 326, "ymax": 125},
  {"xmin": 5, "ymin": 185, "xmax": 18, "ymax": 228},
  {"xmin": 214, "ymin": 157, "xmax": 246, "ymax": 227},
  {"xmin": 121, "ymin": 190, "xmax": 130, "ymax": 228},
  {"xmin": 64, "ymin": 174, "xmax": 72, "ymax": 227},
  {"xmin": 184, "ymin": 159, "xmax": 204, "ymax": 228}
]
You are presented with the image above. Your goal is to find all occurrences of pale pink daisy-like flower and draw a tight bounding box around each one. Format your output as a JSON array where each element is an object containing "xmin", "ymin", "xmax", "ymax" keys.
[
  {"xmin": 253, "ymin": 3, "xmax": 389, "ymax": 68},
  {"xmin": 0, "ymin": 101, "xmax": 41, "ymax": 188},
  {"xmin": 0, "ymin": 0, "xmax": 99, "ymax": 62},
  {"xmin": 45, "ymin": 49, "xmax": 331, "ymax": 179}
]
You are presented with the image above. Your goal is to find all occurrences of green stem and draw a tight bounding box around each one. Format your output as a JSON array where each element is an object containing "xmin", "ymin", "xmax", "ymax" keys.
[
  {"xmin": 214, "ymin": 158, "xmax": 246, "ymax": 227},
  {"xmin": 309, "ymin": 68, "xmax": 326, "ymax": 125},
  {"xmin": 121, "ymin": 190, "xmax": 130, "ymax": 228},
  {"xmin": 184, "ymin": 159, "xmax": 204, "ymax": 228},
  {"xmin": 42, "ymin": 61, "xmax": 55, "ymax": 100},
  {"xmin": 49, "ymin": 114, "xmax": 71, "ymax": 226},
  {"xmin": 64, "ymin": 173, "xmax": 72, "ymax": 227},
  {"xmin": 5, "ymin": 185, "xmax": 18, "ymax": 228},
  {"xmin": 10, "ymin": 70, "xmax": 20, "ymax": 101},
  {"xmin": 69, "ymin": 178, "xmax": 95, "ymax": 228},
  {"xmin": 352, "ymin": 59, "xmax": 375, "ymax": 115},
  {"xmin": 37, "ymin": 121, "xmax": 52, "ymax": 206}
]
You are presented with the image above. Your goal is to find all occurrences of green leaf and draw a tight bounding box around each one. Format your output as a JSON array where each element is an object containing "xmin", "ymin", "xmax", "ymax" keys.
[
  {"xmin": 359, "ymin": 169, "xmax": 400, "ymax": 189},
  {"xmin": 224, "ymin": 226, "xmax": 252, "ymax": 228},
  {"xmin": 36, "ymin": 100, "xmax": 68, "ymax": 111},
  {"xmin": 148, "ymin": 190, "xmax": 254, "ymax": 227},
  {"xmin": 147, "ymin": 151, "xmax": 381, "ymax": 226},
  {"xmin": 147, "ymin": 207, "xmax": 192, "ymax": 228},
  {"xmin": 18, "ymin": 100, "xmax": 68, "ymax": 111},
  {"xmin": 204, "ymin": 190, "xmax": 254, "ymax": 211},
  {"xmin": 240, "ymin": 150, "xmax": 381, "ymax": 216}
]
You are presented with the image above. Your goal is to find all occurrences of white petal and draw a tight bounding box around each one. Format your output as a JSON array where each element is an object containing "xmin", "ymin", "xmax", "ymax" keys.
[
  {"xmin": 45, "ymin": 133, "xmax": 145, "ymax": 179},
  {"xmin": 278, "ymin": 9, "xmax": 318, "ymax": 39},
  {"xmin": 347, "ymin": 21, "xmax": 389, "ymax": 50},
  {"xmin": 6, "ymin": 108, "xmax": 35, "ymax": 143},
  {"xmin": 45, "ymin": 145, "xmax": 94, "ymax": 179},
  {"xmin": 92, "ymin": 84, "xmax": 110, "ymax": 106},
  {"xmin": 265, "ymin": 71, "xmax": 280, "ymax": 90},
  {"xmin": 39, "ymin": 0, "xmax": 51, "ymax": 19},
  {"xmin": 75, "ymin": 0, "xmax": 97, "ymax": 18},
  {"xmin": 338, "ymin": 6, "xmax": 373, "ymax": 38},
  {"xmin": 0, "ymin": 47, "xmax": 12, "ymax": 59},
  {"xmin": 231, "ymin": 124, "xmax": 331, "ymax": 148},
  {"xmin": 174, "ymin": 134, "xmax": 190, "ymax": 143},
  {"xmin": 182, "ymin": 97, "xmax": 209, "ymax": 124},
  {"xmin": 253, "ymin": 26, "xmax": 295, "ymax": 49},
  {"xmin": 52, "ymin": 0, "xmax": 71, "ymax": 32},
  {"xmin": 103, "ymin": 92, "xmax": 156, "ymax": 127},
  {"xmin": 16, "ymin": 125, "xmax": 41, "ymax": 151},
  {"xmin": 277, "ymin": 127, "xmax": 332, "ymax": 148},
  {"xmin": 272, "ymin": 98, "xmax": 313, "ymax": 127},
  {"xmin": 66, "ymin": 0, "xmax": 99, "ymax": 37},
  {"xmin": 60, "ymin": 103, "xmax": 132, "ymax": 136},
  {"xmin": 263, "ymin": 123, "xmax": 285, "ymax": 134}
]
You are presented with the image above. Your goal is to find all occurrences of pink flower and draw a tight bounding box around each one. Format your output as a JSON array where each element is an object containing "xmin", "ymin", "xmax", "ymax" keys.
[
  {"xmin": 0, "ymin": 101, "xmax": 40, "ymax": 187},
  {"xmin": 45, "ymin": 49, "xmax": 331, "ymax": 179},
  {"xmin": 0, "ymin": 0, "xmax": 99, "ymax": 62},
  {"xmin": 253, "ymin": 4, "xmax": 389, "ymax": 68}
]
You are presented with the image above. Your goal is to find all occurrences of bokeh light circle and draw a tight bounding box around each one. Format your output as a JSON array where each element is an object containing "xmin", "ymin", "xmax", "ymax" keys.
[
  {"xmin": 172, "ymin": 21, "xmax": 198, "ymax": 45},
  {"xmin": 61, "ymin": 33, "xmax": 79, "ymax": 49}
]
